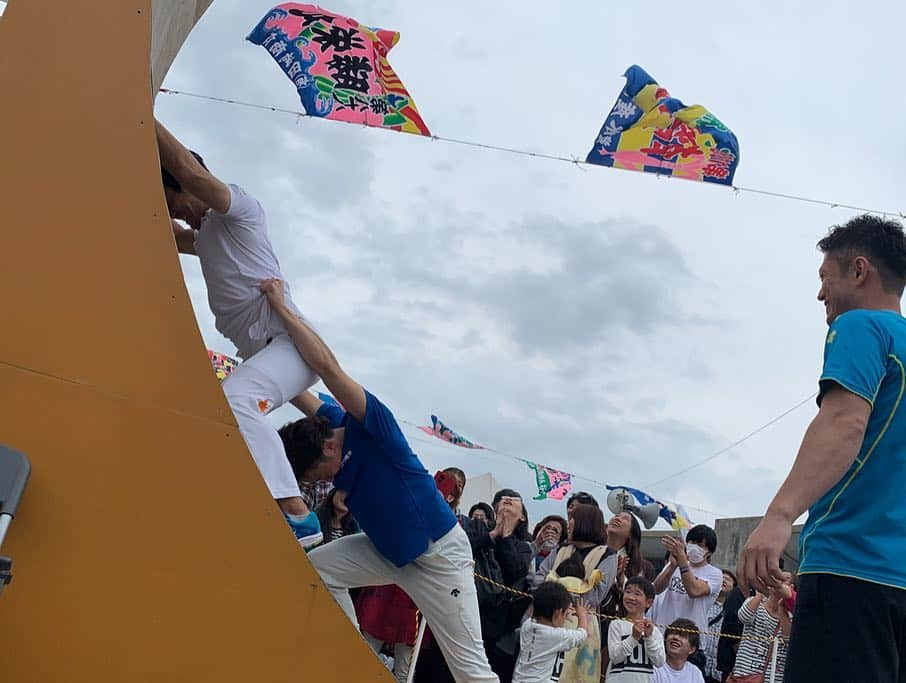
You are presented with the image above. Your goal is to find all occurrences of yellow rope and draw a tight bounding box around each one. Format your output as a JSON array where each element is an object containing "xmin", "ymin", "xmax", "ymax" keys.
[{"xmin": 472, "ymin": 571, "xmax": 786, "ymax": 645}]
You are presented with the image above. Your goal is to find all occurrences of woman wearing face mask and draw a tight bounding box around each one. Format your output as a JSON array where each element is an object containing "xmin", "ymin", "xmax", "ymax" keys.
[{"xmin": 649, "ymin": 524, "xmax": 724, "ymax": 637}]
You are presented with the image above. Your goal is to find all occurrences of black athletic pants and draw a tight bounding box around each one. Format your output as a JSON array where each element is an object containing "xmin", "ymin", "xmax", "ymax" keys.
[{"xmin": 785, "ymin": 573, "xmax": 906, "ymax": 683}]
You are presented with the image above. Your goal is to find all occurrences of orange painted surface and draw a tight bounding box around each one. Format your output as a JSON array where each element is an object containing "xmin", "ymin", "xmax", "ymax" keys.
[{"xmin": 0, "ymin": 1, "xmax": 389, "ymax": 680}]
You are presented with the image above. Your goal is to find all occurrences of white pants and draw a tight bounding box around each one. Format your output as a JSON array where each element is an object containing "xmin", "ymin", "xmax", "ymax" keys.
[
  {"xmin": 309, "ymin": 526, "xmax": 499, "ymax": 683},
  {"xmin": 362, "ymin": 632, "xmax": 413, "ymax": 683},
  {"xmin": 221, "ymin": 333, "xmax": 318, "ymax": 499}
]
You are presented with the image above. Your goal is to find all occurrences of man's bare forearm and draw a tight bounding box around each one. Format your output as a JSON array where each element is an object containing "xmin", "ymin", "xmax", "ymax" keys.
[
  {"xmin": 270, "ymin": 299, "xmax": 337, "ymax": 379},
  {"xmin": 156, "ymin": 119, "xmax": 189, "ymax": 178},
  {"xmin": 765, "ymin": 402, "xmax": 866, "ymax": 523},
  {"xmin": 653, "ymin": 563, "xmax": 674, "ymax": 594}
]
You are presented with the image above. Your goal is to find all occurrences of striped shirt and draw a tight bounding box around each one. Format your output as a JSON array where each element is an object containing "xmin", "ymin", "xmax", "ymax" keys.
[
  {"xmin": 701, "ymin": 599, "xmax": 724, "ymax": 680},
  {"xmin": 732, "ymin": 600, "xmax": 787, "ymax": 680}
]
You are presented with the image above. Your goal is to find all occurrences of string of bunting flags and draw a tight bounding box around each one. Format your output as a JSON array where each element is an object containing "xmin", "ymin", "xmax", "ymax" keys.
[{"xmin": 206, "ymin": 348, "xmax": 701, "ymax": 526}]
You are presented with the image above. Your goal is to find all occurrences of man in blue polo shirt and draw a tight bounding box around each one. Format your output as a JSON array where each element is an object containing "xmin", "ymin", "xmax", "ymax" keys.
[
  {"xmin": 259, "ymin": 278, "xmax": 498, "ymax": 683},
  {"xmin": 738, "ymin": 214, "xmax": 906, "ymax": 682}
]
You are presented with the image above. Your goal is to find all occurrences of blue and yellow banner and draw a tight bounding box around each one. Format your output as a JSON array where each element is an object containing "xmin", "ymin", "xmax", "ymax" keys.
[{"xmin": 587, "ymin": 65, "xmax": 739, "ymax": 185}]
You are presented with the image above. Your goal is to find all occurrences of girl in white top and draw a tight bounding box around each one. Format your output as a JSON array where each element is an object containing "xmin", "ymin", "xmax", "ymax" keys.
[{"xmin": 513, "ymin": 583, "xmax": 589, "ymax": 683}]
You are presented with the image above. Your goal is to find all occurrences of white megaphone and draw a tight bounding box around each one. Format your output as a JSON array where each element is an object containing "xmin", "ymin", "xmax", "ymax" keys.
[{"xmin": 606, "ymin": 488, "xmax": 662, "ymax": 530}]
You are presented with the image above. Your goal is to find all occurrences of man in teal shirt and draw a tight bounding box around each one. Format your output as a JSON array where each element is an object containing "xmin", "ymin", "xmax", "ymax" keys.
[{"xmin": 738, "ymin": 214, "xmax": 906, "ymax": 682}]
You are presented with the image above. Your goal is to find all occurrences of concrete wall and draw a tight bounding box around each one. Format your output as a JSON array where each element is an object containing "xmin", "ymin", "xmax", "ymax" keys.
[{"xmin": 640, "ymin": 518, "xmax": 803, "ymax": 575}]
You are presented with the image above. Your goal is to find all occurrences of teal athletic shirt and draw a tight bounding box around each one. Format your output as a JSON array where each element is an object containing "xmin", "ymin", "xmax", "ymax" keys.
[
  {"xmin": 318, "ymin": 391, "xmax": 457, "ymax": 567},
  {"xmin": 799, "ymin": 309, "xmax": 906, "ymax": 589}
]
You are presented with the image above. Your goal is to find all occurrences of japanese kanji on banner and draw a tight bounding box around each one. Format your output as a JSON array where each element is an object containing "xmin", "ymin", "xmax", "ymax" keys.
[
  {"xmin": 526, "ymin": 461, "xmax": 573, "ymax": 501},
  {"xmin": 586, "ymin": 65, "xmax": 739, "ymax": 185},
  {"xmin": 418, "ymin": 415, "xmax": 485, "ymax": 449},
  {"xmin": 208, "ymin": 350, "xmax": 239, "ymax": 381},
  {"xmin": 247, "ymin": 3, "xmax": 431, "ymax": 136}
]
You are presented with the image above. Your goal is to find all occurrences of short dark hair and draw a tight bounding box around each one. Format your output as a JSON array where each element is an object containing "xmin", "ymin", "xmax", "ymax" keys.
[
  {"xmin": 818, "ymin": 214, "xmax": 906, "ymax": 295},
  {"xmin": 532, "ymin": 515, "xmax": 569, "ymax": 544},
  {"xmin": 686, "ymin": 524, "xmax": 717, "ymax": 554},
  {"xmin": 625, "ymin": 575, "xmax": 655, "ymax": 601},
  {"xmin": 555, "ymin": 554, "xmax": 586, "ymax": 580},
  {"xmin": 639, "ymin": 558, "xmax": 657, "ymax": 582},
  {"xmin": 567, "ymin": 491, "xmax": 599, "ymax": 508},
  {"xmin": 492, "ymin": 488, "xmax": 531, "ymax": 541},
  {"xmin": 468, "ymin": 502, "xmax": 495, "ymax": 524},
  {"xmin": 665, "ymin": 618, "xmax": 700, "ymax": 651},
  {"xmin": 160, "ymin": 150, "xmax": 208, "ymax": 193},
  {"xmin": 722, "ymin": 569, "xmax": 738, "ymax": 588},
  {"xmin": 278, "ymin": 416, "xmax": 333, "ymax": 480},
  {"xmin": 569, "ymin": 503, "xmax": 607, "ymax": 545},
  {"xmin": 532, "ymin": 581, "xmax": 572, "ymax": 620}
]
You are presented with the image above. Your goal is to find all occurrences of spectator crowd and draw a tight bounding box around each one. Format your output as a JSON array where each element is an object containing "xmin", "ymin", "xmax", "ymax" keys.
[{"xmin": 303, "ymin": 476, "xmax": 796, "ymax": 683}]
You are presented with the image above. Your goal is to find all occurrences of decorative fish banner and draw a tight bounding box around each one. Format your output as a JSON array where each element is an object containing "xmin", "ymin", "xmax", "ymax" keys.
[
  {"xmin": 607, "ymin": 484, "xmax": 694, "ymax": 531},
  {"xmin": 586, "ymin": 65, "xmax": 739, "ymax": 185},
  {"xmin": 248, "ymin": 3, "xmax": 431, "ymax": 136},
  {"xmin": 208, "ymin": 350, "xmax": 239, "ymax": 381},
  {"xmin": 418, "ymin": 415, "xmax": 485, "ymax": 449},
  {"xmin": 526, "ymin": 461, "xmax": 573, "ymax": 501}
]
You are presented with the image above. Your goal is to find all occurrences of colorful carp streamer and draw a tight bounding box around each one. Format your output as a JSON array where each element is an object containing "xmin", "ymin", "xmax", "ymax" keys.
[
  {"xmin": 526, "ymin": 461, "xmax": 573, "ymax": 501},
  {"xmin": 248, "ymin": 3, "xmax": 430, "ymax": 136},
  {"xmin": 586, "ymin": 65, "xmax": 739, "ymax": 185},
  {"xmin": 607, "ymin": 484, "xmax": 693, "ymax": 530},
  {"xmin": 208, "ymin": 350, "xmax": 239, "ymax": 381},
  {"xmin": 418, "ymin": 415, "xmax": 485, "ymax": 450}
]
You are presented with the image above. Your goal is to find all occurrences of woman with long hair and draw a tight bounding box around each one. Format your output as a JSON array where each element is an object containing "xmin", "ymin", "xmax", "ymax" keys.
[
  {"xmin": 532, "ymin": 503, "xmax": 618, "ymax": 683},
  {"xmin": 599, "ymin": 511, "xmax": 642, "ymax": 618}
]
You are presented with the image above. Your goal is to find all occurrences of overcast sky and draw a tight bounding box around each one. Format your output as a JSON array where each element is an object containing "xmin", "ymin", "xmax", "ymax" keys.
[{"xmin": 155, "ymin": 0, "xmax": 905, "ymax": 530}]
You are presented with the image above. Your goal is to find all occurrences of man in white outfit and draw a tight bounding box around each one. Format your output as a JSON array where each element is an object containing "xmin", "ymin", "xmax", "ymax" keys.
[{"xmin": 156, "ymin": 120, "xmax": 330, "ymax": 547}]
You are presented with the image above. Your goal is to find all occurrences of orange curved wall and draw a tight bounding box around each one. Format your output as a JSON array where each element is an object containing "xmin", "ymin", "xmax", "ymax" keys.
[{"xmin": 0, "ymin": 2, "xmax": 389, "ymax": 680}]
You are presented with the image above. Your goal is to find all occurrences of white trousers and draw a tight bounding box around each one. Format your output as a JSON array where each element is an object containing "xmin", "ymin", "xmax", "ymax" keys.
[
  {"xmin": 221, "ymin": 333, "xmax": 318, "ymax": 499},
  {"xmin": 309, "ymin": 526, "xmax": 499, "ymax": 683},
  {"xmin": 362, "ymin": 632, "xmax": 413, "ymax": 683}
]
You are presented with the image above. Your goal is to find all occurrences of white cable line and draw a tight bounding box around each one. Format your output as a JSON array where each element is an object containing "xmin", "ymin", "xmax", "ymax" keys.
[{"xmin": 159, "ymin": 88, "xmax": 905, "ymax": 219}]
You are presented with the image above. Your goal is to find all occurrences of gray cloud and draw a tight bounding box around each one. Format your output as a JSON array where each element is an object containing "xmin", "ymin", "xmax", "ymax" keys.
[{"xmin": 160, "ymin": 0, "xmax": 904, "ymax": 526}]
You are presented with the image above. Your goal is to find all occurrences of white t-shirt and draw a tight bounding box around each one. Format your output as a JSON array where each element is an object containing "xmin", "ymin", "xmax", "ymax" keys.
[
  {"xmin": 194, "ymin": 184, "xmax": 303, "ymax": 359},
  {"xmin": 513, "ymin": 619, "xmax": 588, "ymax": 683},
  {"xmin": 649, "ymin": 563, "xmax": 723, "ymax": 634},
  {"xmin": 606, "ymin": 618, "xmax": 666, "ymax": 682},
  {"xmin": 653, "ymin": 661, "xmax": 705, "ymax": 683}
]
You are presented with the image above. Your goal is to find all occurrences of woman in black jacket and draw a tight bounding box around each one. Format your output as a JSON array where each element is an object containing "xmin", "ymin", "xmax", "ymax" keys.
[{"xmin": 467, "ymin": 488, "xmax": 533, "ymax": 683}]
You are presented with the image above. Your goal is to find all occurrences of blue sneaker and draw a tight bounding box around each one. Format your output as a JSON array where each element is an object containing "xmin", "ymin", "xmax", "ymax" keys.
[{"xmin": 284, "ymin": 511, "xmax": 323, "ymax": 550}]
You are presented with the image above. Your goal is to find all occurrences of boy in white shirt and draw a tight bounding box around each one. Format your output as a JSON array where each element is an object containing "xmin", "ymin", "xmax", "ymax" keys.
[
  {"xmin": 606, "ymin": 576, "xmax": 665, "ymax": 681},
  {"xmin": 513, "ymin": 582, "xmax": 589, "ymax": 683},
  {"xmin": 653, "ymin": 619, "xmax": 705, "ymax": 683}
]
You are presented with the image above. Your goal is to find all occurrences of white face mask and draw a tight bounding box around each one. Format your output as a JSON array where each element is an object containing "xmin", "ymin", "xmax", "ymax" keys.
[{"xmin": 686, "ymin": 543, "xmax": 707, "ymax": 565}]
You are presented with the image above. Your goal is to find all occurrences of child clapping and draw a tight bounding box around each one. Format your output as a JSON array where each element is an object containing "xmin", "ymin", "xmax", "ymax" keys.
[{"xmin": 606, "ymin": 576, "xmax": 665, "ymax": 681}]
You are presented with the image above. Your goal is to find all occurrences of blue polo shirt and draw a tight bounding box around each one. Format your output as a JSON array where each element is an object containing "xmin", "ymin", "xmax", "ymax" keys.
[
  {"xmin": 318, "ymin": 391, "xmax": 456, "ymax": 567},
  {"xmin": 799, "ymin": 309, "xmax": 906, "ymax": 589}
]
